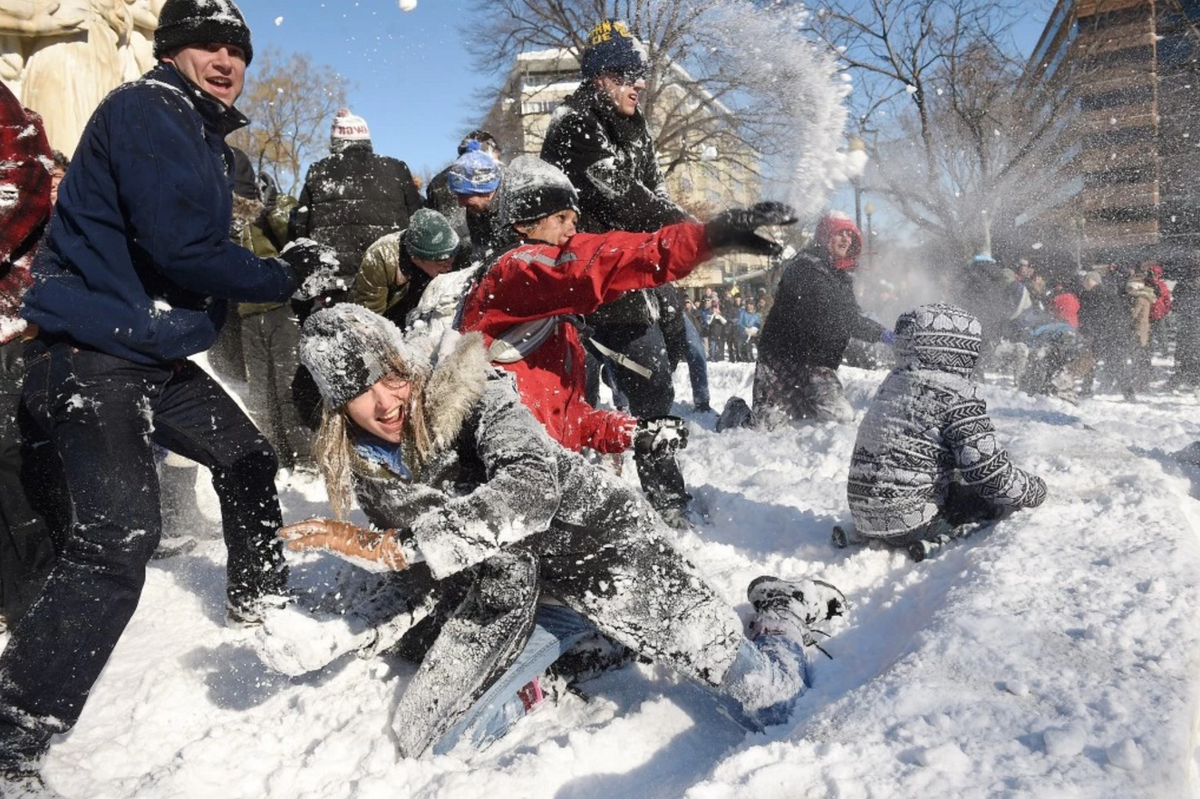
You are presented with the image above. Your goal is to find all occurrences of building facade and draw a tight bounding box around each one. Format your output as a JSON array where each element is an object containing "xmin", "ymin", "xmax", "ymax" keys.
[{"xmin": 1022, "ymin": 0, "xmax": 1200, "ymax": 267}]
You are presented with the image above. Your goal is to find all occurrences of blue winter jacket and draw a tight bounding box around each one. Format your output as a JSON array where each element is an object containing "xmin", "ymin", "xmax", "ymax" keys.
[{"xmin": 22, "ymin": 63, "xmax": 296, "ymax": 364}]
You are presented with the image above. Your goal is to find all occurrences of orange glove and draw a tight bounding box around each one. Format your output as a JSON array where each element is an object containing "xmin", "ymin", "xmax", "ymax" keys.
[{"xmin": 279, "ymin": 518, "xmax": 408, "ymax": 571}]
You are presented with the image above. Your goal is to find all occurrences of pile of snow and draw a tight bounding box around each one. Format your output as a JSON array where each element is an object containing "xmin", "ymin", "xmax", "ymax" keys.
[{"xmin": 20, "ymin": 360, "xmax": 1200, "ymax": 798}]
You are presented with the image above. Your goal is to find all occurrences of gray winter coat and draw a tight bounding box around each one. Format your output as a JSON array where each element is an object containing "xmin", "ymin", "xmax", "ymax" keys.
[
  {"xmin": 847, "ymin": 304, "xmax": 1047, "ymax": 539},
  {"xmin": 347, "ymin": 331, "xmax": 742, "ymax": 757}
]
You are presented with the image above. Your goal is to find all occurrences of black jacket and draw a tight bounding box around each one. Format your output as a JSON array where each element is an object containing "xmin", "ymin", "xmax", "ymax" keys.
[
  {"xmin": 541, "ymin": 83, "xmax": 688, "ymax": 329},
  {"xmin": 757, "ymin": 245, "xmax": 885, "ymax": 371},
  {"xmin": 1078, "ymin": 281, "xmax": 1130, "ymax": 347},
  {"xmin": 541, "ymin": 83, "xmax": 686, "ymax": 234},
  {"xmin": 292, "ymin": 143, "xmax": 423, "ymax": 278}
]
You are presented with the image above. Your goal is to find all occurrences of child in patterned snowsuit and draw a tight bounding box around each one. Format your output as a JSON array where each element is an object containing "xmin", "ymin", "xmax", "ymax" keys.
[{"xmin": 847, "ymin": 303, "xmax": 1047, "ymax": 547}]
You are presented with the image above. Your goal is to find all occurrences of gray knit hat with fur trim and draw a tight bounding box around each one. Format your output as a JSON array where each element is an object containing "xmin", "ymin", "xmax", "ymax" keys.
[{"xmin": 300, "ymin": 305, "xmax": 422, "ymax": 408}]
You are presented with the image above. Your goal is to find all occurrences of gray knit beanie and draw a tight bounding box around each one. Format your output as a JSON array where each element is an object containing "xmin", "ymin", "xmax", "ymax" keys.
[{"xmin": 300, "ymin": 305, "xmax": 423, "ymax": 408}]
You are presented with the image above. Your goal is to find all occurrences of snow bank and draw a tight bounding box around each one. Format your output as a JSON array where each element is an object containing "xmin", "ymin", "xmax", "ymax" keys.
[{"xmin": 21, "ymin": 361, "xmax": 1200, "ymax": 798}]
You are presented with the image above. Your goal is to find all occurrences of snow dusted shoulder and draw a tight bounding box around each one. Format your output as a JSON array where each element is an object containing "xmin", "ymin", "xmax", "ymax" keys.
[{"xmin": 20, "ymin": 358, "xmax": 1200, "ymax": 797}]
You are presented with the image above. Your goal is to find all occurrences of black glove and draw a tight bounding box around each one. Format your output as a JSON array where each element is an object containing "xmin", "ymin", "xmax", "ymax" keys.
[
  {"xmin": 705, "ymin": 201, "xmax": 797, "ymax": 257},
  {"xmin": 280, "ymin": 238, "xmax": 345, "ymax": 300},
  {"xmin": 633, "ymin": 416, "xmax": 689, "ymax": 457}
]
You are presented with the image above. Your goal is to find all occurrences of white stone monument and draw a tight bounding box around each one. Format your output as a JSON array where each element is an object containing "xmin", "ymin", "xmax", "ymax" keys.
[{"xmin": 0, "ymin": 0, "xmax": 162, "ymax": 156}]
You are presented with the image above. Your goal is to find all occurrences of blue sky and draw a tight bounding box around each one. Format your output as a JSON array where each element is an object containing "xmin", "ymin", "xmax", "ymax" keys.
[{"xmin": 239, "ymin": 0, "xmax": 492, "ymax": 179}]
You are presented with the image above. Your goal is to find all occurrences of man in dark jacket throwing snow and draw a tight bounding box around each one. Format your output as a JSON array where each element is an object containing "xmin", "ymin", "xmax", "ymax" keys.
[
  {"xmin": 0, "ymin": 1, "xmax": 327, "ymax": 789},
  {"xmin": 753, "ymin": 211, "xmax": 888, "ymax": 425},
  {"xmin": 541, "ymin": 19, "xmax": 690, "ymax": 422}
]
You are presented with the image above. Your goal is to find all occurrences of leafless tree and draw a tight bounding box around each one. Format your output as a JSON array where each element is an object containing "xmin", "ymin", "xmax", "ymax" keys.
[
  {"xmin": 806, "ymin": 0, "xmax": 1074, "ymax": 259},
  {"xmin": 228, "ymin": 48, "xmax": 350, "ymax": 196}
]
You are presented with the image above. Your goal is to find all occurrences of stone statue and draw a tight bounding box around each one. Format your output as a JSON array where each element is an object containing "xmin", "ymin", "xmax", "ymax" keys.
[
  {"xmin": 0, "ymin": 0, "xmax": 157, "ymax": 156},
  {"xmin": 124, "ymin": 0, "xmax": 163, "ymax": 80}
]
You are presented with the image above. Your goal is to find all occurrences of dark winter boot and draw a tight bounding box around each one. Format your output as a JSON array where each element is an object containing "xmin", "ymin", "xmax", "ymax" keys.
[
  {"xmin": 716, "ymin": 396, "xmax": 754, "ymax": 432},
  {"xmin": 747, "ymin": 576, "xmax": 846, "ymax": 646},
  {"xmin": 632, "ymin": 445, "xmax": 692, "ymax": 527}
]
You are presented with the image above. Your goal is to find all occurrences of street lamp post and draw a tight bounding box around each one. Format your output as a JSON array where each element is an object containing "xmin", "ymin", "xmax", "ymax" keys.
[
  {"xmin": 864, "ymin": 201, "xmax": 875, "ymax": 270},
  {"xmin": 848, "ymin": 136, "xmax": 866, "ymax": 230}
]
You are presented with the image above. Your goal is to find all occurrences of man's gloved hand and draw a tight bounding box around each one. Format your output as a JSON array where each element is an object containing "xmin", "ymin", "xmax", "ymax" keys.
[
  {"xmin": 880, "ymin": 329, "xmax": 896, "ymax": 346},
  {"xmin": 705, "ymin": 201, "xmax": 798, "ymax": 257},
  {"xmin": 280, "ymin": 238, "xmax": 345, "ymax": 300},
  {"xmin": 279, "ymin": 518, "xmax": 408, "ymax": 571},
  {"xmin": 633, "ymin": 415, "xmax": 689, "ymax": 456}
]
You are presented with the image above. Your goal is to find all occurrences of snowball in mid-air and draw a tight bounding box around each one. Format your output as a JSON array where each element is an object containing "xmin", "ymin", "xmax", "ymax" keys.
[
  {"xmin": 399, "ymin": 0, "xmax": 417, "ymax": 10},
  {"xmin": 274, "ymin": 16, "xmax": 283, "ymax": 26}
]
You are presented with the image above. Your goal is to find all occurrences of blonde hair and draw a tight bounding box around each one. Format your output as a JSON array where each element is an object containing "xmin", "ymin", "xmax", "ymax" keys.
[{"xmin": 313, "ymin": 350, "xmax": 434, "ymax": 520}]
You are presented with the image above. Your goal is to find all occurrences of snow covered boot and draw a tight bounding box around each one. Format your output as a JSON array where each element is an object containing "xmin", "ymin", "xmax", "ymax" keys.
[
  {"xmin": 747, "ymin": 576, "xmax": 846, "ymax": 648},
  {"xmin": 225, "ymin": 592, "xmax": 295, "ymax": 629},
  {"xmin": 254, "ymin": 596, "xmax": 433, "ymax": 677},
  {"xmin": 0, "ymin": 770, "xmax": 64, "ymax": 798}
]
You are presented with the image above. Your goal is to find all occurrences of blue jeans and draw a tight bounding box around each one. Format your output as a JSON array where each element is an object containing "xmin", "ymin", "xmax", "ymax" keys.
[
  {"xmin": 0, "ymin": 340, "xmax": 287, "ymax": 769},
  {"xmin": 435, "ymin": 609, "xmax": 810, "ymax": 754},
  {"xmin": 717, "ymin": 636, "xmax": 810, "ymax": 729},
  {"xmin": 433, "ymin": 603, "xmax": 593, "ymax": 755}
]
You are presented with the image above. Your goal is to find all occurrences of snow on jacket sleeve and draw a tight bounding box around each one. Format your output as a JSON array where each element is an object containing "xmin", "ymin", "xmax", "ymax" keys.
[
  {"xmin": 352, "ymin": 232, "xmax": 402, "ymax": 315},
  {"xmin": 113, "ymin": 86, "xmax": 294, "ymax": 302},
  {"xmin": 544, "ymin": 102, "xmax": 688, "ymax": 233},
  {"xmin": 577, "ymin": 407, "xmax": 635, "ymax": 454},
  {"xmin": 463, "ymin": 223, "xmax": 709, "ymax": 327},
  {"xmin": 943, "ymin": 390, "xmax": 1048, "ymax": 509},
  {"xmin": 409, "ymin": 379, "xmax": 564, "ymax": 580}
]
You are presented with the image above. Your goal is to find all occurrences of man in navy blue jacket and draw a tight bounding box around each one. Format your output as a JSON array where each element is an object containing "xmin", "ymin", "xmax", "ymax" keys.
[{"xmin": 0, "ymin": 0, "xmax": 324, "ymax": 788}]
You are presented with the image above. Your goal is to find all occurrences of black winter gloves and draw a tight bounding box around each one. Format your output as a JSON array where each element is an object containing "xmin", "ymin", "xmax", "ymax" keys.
[
  {"xmin": 705, "ymin": 201, "xmax": 797, "ymax": 257},
  {"xmin": 280, "ymin": 238, "xmax": 346, "ymax": 300},
  {"xmin": 633, "ymin": 415, "xmax": 689, "ymax": 457}
]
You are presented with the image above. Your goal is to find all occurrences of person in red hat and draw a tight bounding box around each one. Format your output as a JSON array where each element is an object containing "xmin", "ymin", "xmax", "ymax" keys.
[{"xmin": 751, "ymin": 211, "xmax": 889, "ymax": 425}]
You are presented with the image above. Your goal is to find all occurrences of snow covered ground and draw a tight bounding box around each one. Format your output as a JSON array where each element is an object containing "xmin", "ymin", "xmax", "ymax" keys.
[{"xmin": 18, "ymin": 358, "xmax": 1200, "ymax": 799}]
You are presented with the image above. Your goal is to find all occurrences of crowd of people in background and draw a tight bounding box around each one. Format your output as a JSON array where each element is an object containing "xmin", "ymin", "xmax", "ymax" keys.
[{"xmin": 0, "ymin": 0, "xmax": 1195, "ymax": 791}]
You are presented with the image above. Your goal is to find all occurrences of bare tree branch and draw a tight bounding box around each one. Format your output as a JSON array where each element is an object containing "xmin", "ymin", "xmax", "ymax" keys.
[{"xmin": 228, "ymin": 48, "xmax": 350, "ymax": 197}]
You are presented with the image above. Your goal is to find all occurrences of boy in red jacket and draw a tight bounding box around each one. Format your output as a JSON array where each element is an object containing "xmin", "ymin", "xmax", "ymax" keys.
[{"xmin": 459, "ymin": 155, "xmax": 793, "ymax": 524}]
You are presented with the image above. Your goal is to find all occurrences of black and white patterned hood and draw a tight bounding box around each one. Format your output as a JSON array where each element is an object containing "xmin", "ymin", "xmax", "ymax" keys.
[{"xmin": 893, "ymin": 303, "xmax": 982, "ymax": 376}]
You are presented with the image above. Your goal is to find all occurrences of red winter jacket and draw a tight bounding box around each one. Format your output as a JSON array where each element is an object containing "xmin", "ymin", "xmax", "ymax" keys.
[
  {"xmin": 1148, "ymin": 265, "xmax": 1172, "ymax": 322},
  {"xmin": 459, "ymin": 222, "xmax": 710, "ymax": 454},
  {"xmin": 0, "ymin": 84, "xmax": 51, "ymax": 345},
  {"xmin": 1049, "ymin": 289, "xmax": 1080, "ymax": 328}
]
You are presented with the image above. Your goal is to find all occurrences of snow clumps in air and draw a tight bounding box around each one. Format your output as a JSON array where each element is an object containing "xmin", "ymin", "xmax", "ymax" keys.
[{"xmin": 700, "ymin": 0, "xmax": 853, "ymax": 221}]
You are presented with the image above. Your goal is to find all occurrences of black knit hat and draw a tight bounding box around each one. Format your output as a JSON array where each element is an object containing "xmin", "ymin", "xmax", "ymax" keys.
[
  {"xmin": 580, "ymin": 19, "xmax": 647, "ymax": 80},
  {"xmin": 457, "ymin": 130, "xmax": 499, "ymax": 157},
  {"xmin": 154, "ymin": 0, "xmax": 254, "ymax": 66},
  {"xmin": 300, "ymin": 305, "xmax": 422, "ymax": 409},
  {"xmin": 501, "ymin": 155, "xmax": 580, "ymax": 227}
]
